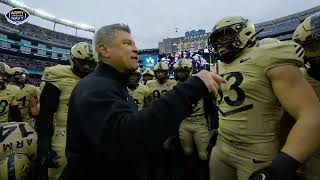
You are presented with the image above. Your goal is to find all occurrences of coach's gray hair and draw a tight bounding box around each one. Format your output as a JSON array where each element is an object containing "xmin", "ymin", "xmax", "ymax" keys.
[{"xmin": 93, "ymin": 23, "xmax": 131, "ymax": 61}]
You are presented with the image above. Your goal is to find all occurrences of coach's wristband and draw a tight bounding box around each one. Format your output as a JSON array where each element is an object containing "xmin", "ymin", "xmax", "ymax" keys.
[{"xmin": 270, "ymin": 152, "xmax": 302, "ymax": 178}]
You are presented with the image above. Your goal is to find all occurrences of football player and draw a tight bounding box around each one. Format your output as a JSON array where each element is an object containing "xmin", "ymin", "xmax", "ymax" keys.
[
  {"xmin": 146, "ymin": 62, "xmax": 177, "ymax": 180},
  {"xmin": 291, "ymin": 12, "xmax": 320, "ymax": 180},
  {"xmin": 175, "ymin": 58, "xmax": 212, "ymax": 179},
  {"xmin": 174, "ymin": 58, "xmax": 193, "ymax": 82},
  {"xmin": 11, "ymin": 67, "xmax": 40, "ymax": 127},
  {"xmin": 142, "ymin": 67, "xmax": 155, "ymax": 85},
  {"xmin": 36, "ymin": 42, "xmax": 97, "ymax": 180},
  {"xmin": 207, "ymin": 16, "xmax": 320, "ymax": 180},
  {"xmin": 0, "ymin": 122, "xmax": 38, "ymax": 180},
  {"xmin": 0, "ymin": 62, "xmax": 21, "ymax": 124},
  {"xmin": 146, "ymin": 62, "xmax": 176, "ymax": 102},
  {"xmin": 127, "ymin": 67, "xmax": 152, "ymax": 179},
  {"xmin": 127, "ymin": 67, "xmax": 151, "ymax": 110}
]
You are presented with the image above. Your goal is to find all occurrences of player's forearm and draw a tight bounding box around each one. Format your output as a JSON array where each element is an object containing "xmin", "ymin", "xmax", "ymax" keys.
[
  {"xmin": 30, "ymin": 96, "xmax": 39, "ymax": 116},
  {"xmin": 281, "ymin": 106, "xmax": 320, "ymax": 163},
  {"xmin": 30, "ymin": 106, "xmax": 39, "ymax": 116}
]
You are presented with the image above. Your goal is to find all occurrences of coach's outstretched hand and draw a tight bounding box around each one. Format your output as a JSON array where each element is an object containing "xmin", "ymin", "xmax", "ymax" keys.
[{"xmin": 195, "ymin": 70, "xmax": 226, "ymax": 95}]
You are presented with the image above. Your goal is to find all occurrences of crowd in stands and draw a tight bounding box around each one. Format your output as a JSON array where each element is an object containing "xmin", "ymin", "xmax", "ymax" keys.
[
  {"xmin": 255, "ymin": 6, "xmax": 320, "ymax": 41},
  {"xmin": 1, "ymin": 6, "xmax": 315, "ymax": 86},
  {"xmin": 256, "ymin": 19, "xmax": 300, "ymax": 40},
  {"xmin": 0, "ymin": 53, "xmax": 57, "ymax": 72},
  {"xmin": 0, "ymin": 53, "xmax": 60, "ymax": 85},
  {"xmin": 0, "ymin": 13, "xmax": 91, "ymax": 48},
  {"xmin": 159, "ymin": 50, "xmax": 210, "ymax": 76},
  {"xmin": 28, "ymin": 74, "xmax": 42, "ymax": 86}
]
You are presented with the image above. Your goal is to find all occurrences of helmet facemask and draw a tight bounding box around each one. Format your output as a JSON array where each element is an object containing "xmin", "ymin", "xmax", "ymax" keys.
[
  {"xmin": 155, "ymin": 70, "xmax": 168, "ymax": 84},
  {"xmin": 70, "ymin": 42, "xmax": 97, "ymax": 78},
  {"xmin": 14, "ymin": 73, "xmax": 28, "ymax": 86},
  {"xmin": 303, "ymin": 41, "xmax": 320, "ymax": 81},
  {"xmin": 208, "ymin": 23, "xmax": 246, "ymax": 63},
  {"xmin": 293, "ymin": 13, "xmax": 320, "ymax": 81},
  {"xmin": 305, "ymin": 58, "xmax": 320, "ymax": 81},
  {"xmin": 173, "ymin": 58, "xmax": 193, "ymax": 82},
  {"xmin": 127, "ymin": 73, "xmax": 140, "ymax": 89},
  {"xmin": 0, "ymin": 72, "xmax": 7, "ymax": 89},
  {"xmin": 143, "ymin": 74, "xmax": 154, "ymax": 82},
  {"xmin": 175, "ymin": 69, "xmax": 191, "ymax": 82},
  {"xmin": 154, "ymin": 62, "xmax": 169, "ymax": 84},
  {"xmin": 0, "ymin": 65, "xmax": 7, "ymax": 89},
  {"xmin": 72, "ymin": 58, "xmax": 97, "ymax": 78},
  {"xmin": 142, "ymin": 68, "xmax": 154, "ymax": 83}
]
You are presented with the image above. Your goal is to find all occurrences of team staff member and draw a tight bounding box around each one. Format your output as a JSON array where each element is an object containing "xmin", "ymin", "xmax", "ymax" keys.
[{"xmin": 60, "ymin": 23, "xmax": 225, "ymax": 180}]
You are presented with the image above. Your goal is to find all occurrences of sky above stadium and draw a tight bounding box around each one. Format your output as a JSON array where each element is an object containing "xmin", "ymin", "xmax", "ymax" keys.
[{"xmin": 0, "ymin": 0, "xmax": 319, "ymax": 49}]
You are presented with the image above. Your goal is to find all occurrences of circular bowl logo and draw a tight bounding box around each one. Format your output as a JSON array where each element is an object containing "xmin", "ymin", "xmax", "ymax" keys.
[{"xmin": 5, "ymin": 8, "xmax": 30, "ymax": 25}]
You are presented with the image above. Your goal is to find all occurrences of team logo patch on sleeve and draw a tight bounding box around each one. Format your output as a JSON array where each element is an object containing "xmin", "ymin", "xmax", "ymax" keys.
[{"xmin": 5, "ymin": 8, "xmax": 30, "ymax": 25}]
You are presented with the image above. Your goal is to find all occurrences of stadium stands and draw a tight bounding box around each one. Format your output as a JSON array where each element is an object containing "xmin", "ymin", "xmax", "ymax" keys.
[
  {"xmin": 0, "ymin": 53, "xmax": 60, "ymax": 85},
  {"xmin": 159, "ymin": 6, "xmax": 320, "ymax": 55},
  {"xmin": 0, "ymin": 10, "xmax": 90, "ymax": 86},
  {"xmin": 0, "ymin": 54, "xmax": 57, "ymax": 72},
  {"xmin": 0, "ymin": 5, "xmax": 320, "ymax": 86},
  {"xmin": 256, "ymin": 6, "xmax": 320, "ymax": 40},
  {"xmin": 0, "ymin": 13, "xmax": 91, "ymax": 48}
]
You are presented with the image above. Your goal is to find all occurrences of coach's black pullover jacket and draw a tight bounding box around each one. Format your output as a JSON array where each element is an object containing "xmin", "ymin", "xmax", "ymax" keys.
[{"xmin": 60, "ymin": 63, "xmax": 209, "ymax": 180}]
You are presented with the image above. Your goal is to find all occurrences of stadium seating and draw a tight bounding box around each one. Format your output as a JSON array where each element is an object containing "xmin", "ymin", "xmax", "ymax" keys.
[
  {"xmin": 1, "ymin": 5, "xmax": 319, "ymax": 86},
  {"xmin": 256, "ymin": 6, "xmax": 320, "ymax": 40},
  {"xmin": 0, "ymin": 13, "xmax": 91, "ymax": 48},
  {"xmin": 0, "ymin": 53, "xmax": 57, "ymax": 73}
]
